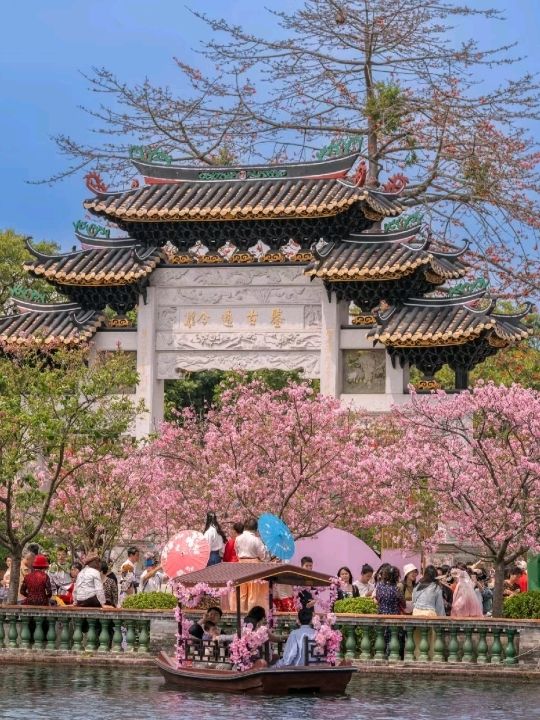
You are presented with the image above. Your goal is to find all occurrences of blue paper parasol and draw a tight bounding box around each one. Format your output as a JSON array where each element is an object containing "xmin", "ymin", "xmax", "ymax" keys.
[{"xmin": 258, "ymin": 513, "xmax": 295, "ymax": 561}]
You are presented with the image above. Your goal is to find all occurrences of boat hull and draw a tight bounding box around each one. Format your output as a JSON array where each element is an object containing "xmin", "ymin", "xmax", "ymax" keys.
[
  {"xmin": 156, "ymin": 652, "xmax": 356, "ymax": 694},
  {"xmin": 132, "ymin": 153, "xmax": 359, "ymax": 185}
]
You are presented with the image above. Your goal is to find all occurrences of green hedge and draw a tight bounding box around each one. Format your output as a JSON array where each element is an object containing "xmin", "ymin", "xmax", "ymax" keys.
[
  {"xmin": 333, "ymin": 596, "xmax": 377, "ymax": 614},
  {"xmin": 122, "ymin": 591, "xmax": 177, "ymax": 610},
  {"xmin": 503, "ymin": 591, "xmax": 540, "ymax": 619}
]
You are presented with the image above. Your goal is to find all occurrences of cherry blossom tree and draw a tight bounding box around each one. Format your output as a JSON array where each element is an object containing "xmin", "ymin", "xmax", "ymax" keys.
[
  {"xmin": 45, "ymin": 453, "xmax": 153, "ymax": 558},
  {"xmin": 0, "ymin": 348, "xmax": 139, "ymax": 603},
  {"xmin": 118, "ymin": 382, "xmax": 371, "ymax": 541},
  {"xmin": 45, "ymin": 1, "xmax": 540, "ymax": 296},
  {"xmin": 361, "ymin": 384, "xmax": 540, "ymax": 616}
]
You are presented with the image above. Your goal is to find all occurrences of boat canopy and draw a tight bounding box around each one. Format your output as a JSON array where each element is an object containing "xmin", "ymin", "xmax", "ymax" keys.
[{"xmin": 173, "ymin": 562, "xmax": 334, "ymax": 588}]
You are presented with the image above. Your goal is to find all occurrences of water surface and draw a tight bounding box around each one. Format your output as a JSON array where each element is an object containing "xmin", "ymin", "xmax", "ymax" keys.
[{"xmin": 0, "ymin": 665, "xmax": 537, "ymax": 720}]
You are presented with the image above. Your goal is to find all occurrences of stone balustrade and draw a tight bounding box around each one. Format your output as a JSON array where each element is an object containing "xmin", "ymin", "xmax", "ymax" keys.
[{"xmin": 0, "ymin": 607, "xmax": 537, "ymax": 670}]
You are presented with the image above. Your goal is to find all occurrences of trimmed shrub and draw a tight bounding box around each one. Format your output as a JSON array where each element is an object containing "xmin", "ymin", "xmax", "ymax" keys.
[
  {"xmin": 503, "ymin": 591, "xmax": 540, "ymax": 619},
  {"xmin": 333, "ymin": 596, "xmax": 377, "ymax": 614},
  {"xmin": 122, "ymin": 591, "xmax": 177, "ymax": 610}
]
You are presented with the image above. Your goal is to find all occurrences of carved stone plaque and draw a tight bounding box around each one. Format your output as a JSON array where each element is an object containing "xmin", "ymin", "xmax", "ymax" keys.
[{"xmin": 342, "ymin": 350, "xmax": 386, "ymax": 394}]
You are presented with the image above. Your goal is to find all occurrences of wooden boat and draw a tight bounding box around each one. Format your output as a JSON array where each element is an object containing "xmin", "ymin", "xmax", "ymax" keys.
[
  {"xmin": 131, "ymin": 152, "xmax": 360, "ymax": 185},
  {"xmin": 158, "ymin": 561, "xmax": 356, "ymax": 695},
  {"xmin": 156, "ymin": 651, "xmax": 355, "ymax": 694}
]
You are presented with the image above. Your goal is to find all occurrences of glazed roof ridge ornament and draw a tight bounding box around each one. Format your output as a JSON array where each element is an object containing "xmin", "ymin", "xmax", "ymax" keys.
[
  {"xmin": 131, "ymin": 151, "xmax": 361, "ymax": 184},
  {"xmin": 403, "ymin": 286, "xmax": 488, "ymax": 307}
]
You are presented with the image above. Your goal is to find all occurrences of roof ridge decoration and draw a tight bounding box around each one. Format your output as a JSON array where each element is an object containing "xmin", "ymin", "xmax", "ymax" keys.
[
  {"xmin": 13, "ymin": 299, "xmax": 81, "ymax": 314},
  {"xmin": 129, "ymin": 151, "xmax": 361, "ymax": 185},
  {"xmin": 402, "ymin": 286, "xmax": 489, "ymax": 308},
  {"xmin": 74, "ymin": 230, "xmax": 139, "ymax": 250},
  {"xmin": 491, "ymin": 301, "xmax": 535, "ymax": 320}
]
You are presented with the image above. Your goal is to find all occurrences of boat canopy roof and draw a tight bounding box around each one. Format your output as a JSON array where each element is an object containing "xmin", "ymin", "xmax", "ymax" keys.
[{"xmin": 174, "ymin": 562, "xmax": 334, "ymax": 588}]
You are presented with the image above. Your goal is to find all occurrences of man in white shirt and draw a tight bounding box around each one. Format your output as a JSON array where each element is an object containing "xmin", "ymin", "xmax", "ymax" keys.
[
  {"xmin": 140, "ymin": 553, "xmax": 167, "ymax": 593},
  {"xmin": 123, "ymin": 546, "xmax": 141, "ymax": 591},
  {"xmin": 274, "ymin": 609, "xmax": 317, "ymax": 667},
  {"xmin": 74, "ymin": 553, "xmax": 106, "ymax": 607},
  {"xmin": 234, "ymin": 518, "xmax": 269, "ymax": 611}
]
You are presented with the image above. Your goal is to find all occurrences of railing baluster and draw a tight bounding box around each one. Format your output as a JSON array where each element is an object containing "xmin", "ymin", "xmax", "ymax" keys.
[
  {"xmin": 373, "ymin": 626, "xmax": 386, "ymax": 660},
  {"xmin": 418, "ymin": 626, "xmax": 429, "ymax": 662},
  {"xmin": 388, "ymin": 625, "xmax": 401, "ymax": 662},
  {"xmin": 404, "ymin": 625, "xmax": 415, "ymax": 661},
  {"xmin": 504, "ymin": 628, "xmax": 517, "ymax": 665},
  {"xmin": 477, "ymin": 628, "xmax": 488, "ymax": 664},
  {"xmin": 0, "ymin": 613, "xmax": 5, "ymax": 649},
  {"xmin": 359, "ymin": 626, "xmax": 372, "ymax": 661},
  {"xmin": 139, "ymin": 620, "xmax": 150, "ymax": 653},
  {"xmin": 46, "ymin": 616, "xmax": 57, "ymax": 650},
  {"xmin": 8, "ymin": 615, "xmax": 18, "ymax": 648},
  {"xmin": 344, "ymin": 625, "xmax": 356, "ymax": 660},
  {"xmin": 125, "ymin": 619, "xmax": 136, "ymax": 652},
  {"xmin": 111, "ymin": 619, "xmax": 123, "ymax": 652},
  {"xmin": 433, "ymin": 625, "xmax": 445, "ymax": 662},
  {"xmin": 462, "ymin": 627, "xmax": 474, "ymax": 663},
  {"xmin": 86, "ymin": 618, "xmax": 98, "ymax": 651},
  {"xmin": 98, "ymin": 619, "xmax": 110, "ymax": 652},
  {"xmin": 72, "ymin": 617, "xmax": 83, "ymax": 652},
  {"xmin": 20, "ymin": 614, "xmax": 31, "ymax": 649},
  {"xmin": 447, "ymin": 625, "xmax": 459, "ymax": 662},
  {"xmin": 59, "ymin": 618, "xmax": 71, "ymax": 651},
  {"xmin": 34, "ymin": 616, "xmax": 46, "ymax": 650},
  {"xmin": 490, "ymin": 628, "xmax": 502, "ymax": 664}
]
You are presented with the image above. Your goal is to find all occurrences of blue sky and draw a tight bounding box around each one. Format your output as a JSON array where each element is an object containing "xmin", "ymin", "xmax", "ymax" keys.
[{"xmin": 1, "ymin": 1, "xmax": 539, "ymax": 249}]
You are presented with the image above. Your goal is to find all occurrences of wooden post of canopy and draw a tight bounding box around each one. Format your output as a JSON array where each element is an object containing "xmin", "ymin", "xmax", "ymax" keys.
[{"xmin": 236, "ymin": 587, "xmax": 241, "ymax": 638}]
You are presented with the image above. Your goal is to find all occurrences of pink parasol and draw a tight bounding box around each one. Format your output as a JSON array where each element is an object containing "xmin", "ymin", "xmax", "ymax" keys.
[{"xmin": 161, "ymin": 530, "xmax": 210, "ymax": 579}]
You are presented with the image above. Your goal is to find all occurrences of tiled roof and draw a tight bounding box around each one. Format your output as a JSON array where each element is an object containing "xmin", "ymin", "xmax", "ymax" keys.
[
  {"xmin": 172, "ymin": 562, "xmax": 334, "ymax": 588},
  {"xmin": 0, "ymin": 301, "xmax": 104, "ymax": 347},
  {"xmin": 306, "ymin": 231, "xmax": 467, "ymax": 282},
  {"xmin": 83, "ymin": 179, "xmax": 405, "ymax": 222},
  {"xmin": 370, "ymin": 294, "xmax": 533, "ymax": 347},
  {"xmin": 25, "ymin": 241, "xmax": 163, "ymax": 286}
]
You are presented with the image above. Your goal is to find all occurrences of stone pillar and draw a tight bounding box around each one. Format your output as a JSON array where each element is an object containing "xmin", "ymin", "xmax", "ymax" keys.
[
  {"xmin": 135, "ymin": 286, "xmax": 164, "ymax": 438},
  {"xmin": 320, "ymin": 294, "xmax": 348, "ymax": 397}
]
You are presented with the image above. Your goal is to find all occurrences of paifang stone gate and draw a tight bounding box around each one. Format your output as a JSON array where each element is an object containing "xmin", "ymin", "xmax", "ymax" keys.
[{"xmin": 0, "ymin": 150, "xmax": 532, "ymax": 437}]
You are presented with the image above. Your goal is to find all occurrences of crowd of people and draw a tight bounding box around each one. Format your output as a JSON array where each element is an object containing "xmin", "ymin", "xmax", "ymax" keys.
[
  {"xmin": 0, "ymin": 543, "xmax": 167, "ymax": 609},
  {"xmin": 0, "ymin": 510, "xmax": 529, "ymax": 620},
  {"xmin": 334, "ymin": 559, "xmax": 529, "ymax": 618}
]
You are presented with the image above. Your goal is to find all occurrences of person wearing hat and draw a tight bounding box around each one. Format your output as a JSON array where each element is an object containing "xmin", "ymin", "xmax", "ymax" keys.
[
  {"xmin": 20, "ymin": 554, "xmax": 52, "ymax": 606},
  {"xmin": 73, "ymin": 552, "xmax": 106, "ymax": 607},
  {"xmin": 398, "ymin": 563, "xmax": 419, "ymax": 615},
  {"xmin": 139, "ymin": 553, "xmax": 167, "ymax": 593}
]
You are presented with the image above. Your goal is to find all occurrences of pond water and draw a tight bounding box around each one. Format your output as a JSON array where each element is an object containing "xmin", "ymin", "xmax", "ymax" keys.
[{"xmin": 0, "ymin": 665, "xmax": 537, "ymax": 720}]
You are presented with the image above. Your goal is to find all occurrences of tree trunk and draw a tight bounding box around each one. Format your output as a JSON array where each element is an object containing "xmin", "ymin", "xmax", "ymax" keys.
[
  {"xmin": 8, "ymin": 551, "xmax": 22, "ymax": 605},
  {"xmin": 492, "ymin": 561, "xmax": 506, "ymax": 618}
]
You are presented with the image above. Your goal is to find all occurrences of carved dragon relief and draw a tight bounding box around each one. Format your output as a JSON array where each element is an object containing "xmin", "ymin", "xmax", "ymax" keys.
[
  {"xmin": 156, "ymin": 331, "xmax": 321, "ymax": 352},
  {"xmin": 156, "ymin": 351, "xmax": 320, "ymax": 379}
]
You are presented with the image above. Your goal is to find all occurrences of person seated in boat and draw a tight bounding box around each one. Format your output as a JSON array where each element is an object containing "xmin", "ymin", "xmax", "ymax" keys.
[
  {"xmin": 203, "ymin": 620, "xmax": 235, "ymax": 644},
  {"xmin": 189, "ymin": 606, "xmax": 223, "ymax": 640},
  {"xmin": 244, "ymin": 605, "xmax": 267, "ymax": 629},
  {"xmin": 273, "ymin": 609, "xmax": 316, "ymax": 668}
]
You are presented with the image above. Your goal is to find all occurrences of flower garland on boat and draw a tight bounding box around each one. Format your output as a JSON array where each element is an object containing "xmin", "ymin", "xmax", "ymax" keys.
[
  {"xmin": 172, "ymin": 580, "xmax": 233, "ymax": 608},
  {"xmin": 229, "ymin": 623, "xmax": 270, "ymax": 671},
  {"xmin": 174, "ymin": 606, "xmax": 194, "ymax": 667},
  {"xmin": 312, "ymin": 613, "xmax": 342, "ymax": 665},
  {"xmin": 292, "ymin": 577, "xmax": 340, "ymax": 612}
]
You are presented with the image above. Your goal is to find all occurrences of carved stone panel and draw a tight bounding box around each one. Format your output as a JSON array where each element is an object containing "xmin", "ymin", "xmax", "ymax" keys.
[
  {"xmin": 157, "ymin": 351, "xmax": 320, "ymax": 379},
  {"xmin": 156, "ymin": 331, "xmax": 321, "ymax": 351},
  {"xmin": 342, "ymin": 349, "xmax": 386, "ymax": 394},
  {"xmin": 152, "ymin": 266, "xmax": 314, "ymax": 288}
]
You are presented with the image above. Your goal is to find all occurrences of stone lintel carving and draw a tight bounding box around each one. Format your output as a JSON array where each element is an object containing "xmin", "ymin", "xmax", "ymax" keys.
[
  {"xmin": 157, "ymin": 351, "xmax": 320, "ymax": 379},
  {"xmin": 157, "ymin": 285, "xmax": 323, "ymax": 307},
  {"xmin": 156, "ymin": 331, "xmax": 321, "ymax": 352},
  {"xmin": 152, "ymin": 266, "xmax": 313, "ymax": 288}
]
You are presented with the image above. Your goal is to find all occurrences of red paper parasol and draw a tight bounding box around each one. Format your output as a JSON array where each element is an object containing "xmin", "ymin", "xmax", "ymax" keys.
[{"xmin": 160, "ymin": 530, "xmax": 210, "ymax": 578}]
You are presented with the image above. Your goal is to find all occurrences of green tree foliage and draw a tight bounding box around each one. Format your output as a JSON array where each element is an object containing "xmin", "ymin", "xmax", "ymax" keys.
[
  {"xmin": 0, "ymin": 229, "xmax": 64, "ymax": 313},
  {"xmin": 164, "ymin": 369, "xmax": 316, "ymax": 419},
  {"xmin": 0, "ymin": 347, "xmax": 140, "ymax": 603}
]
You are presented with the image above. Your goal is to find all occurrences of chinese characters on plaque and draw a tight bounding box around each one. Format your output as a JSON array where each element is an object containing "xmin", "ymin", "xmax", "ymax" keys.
[{"xmin": 182, "ymin": 308, "xmax": 286, "ymax": 329}]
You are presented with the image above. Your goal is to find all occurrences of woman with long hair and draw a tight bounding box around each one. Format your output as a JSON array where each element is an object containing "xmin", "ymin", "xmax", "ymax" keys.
[
  {"xmin": 336, "ymin": 566, "xmax": 360, "ymax": 600},
  {"xmin": 203, "ymin": 512, "xmax": 227, "ymax": 566}
]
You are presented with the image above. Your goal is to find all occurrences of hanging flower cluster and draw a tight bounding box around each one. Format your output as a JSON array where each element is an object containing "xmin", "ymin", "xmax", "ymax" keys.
[
  {"xmin": 229, "ymin": 623, "xmax": 270, "ymax": 671},
  {"xmin": 312, "ymin": 613, "xmax": 342, "ymax": 666},
  {"xmin": 174, "ymin": 606, "xmax": 194, "ymax": 667},
  {"xmin": 172, "ymin": 580, "xmax": 233, "ymax": 608}
]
